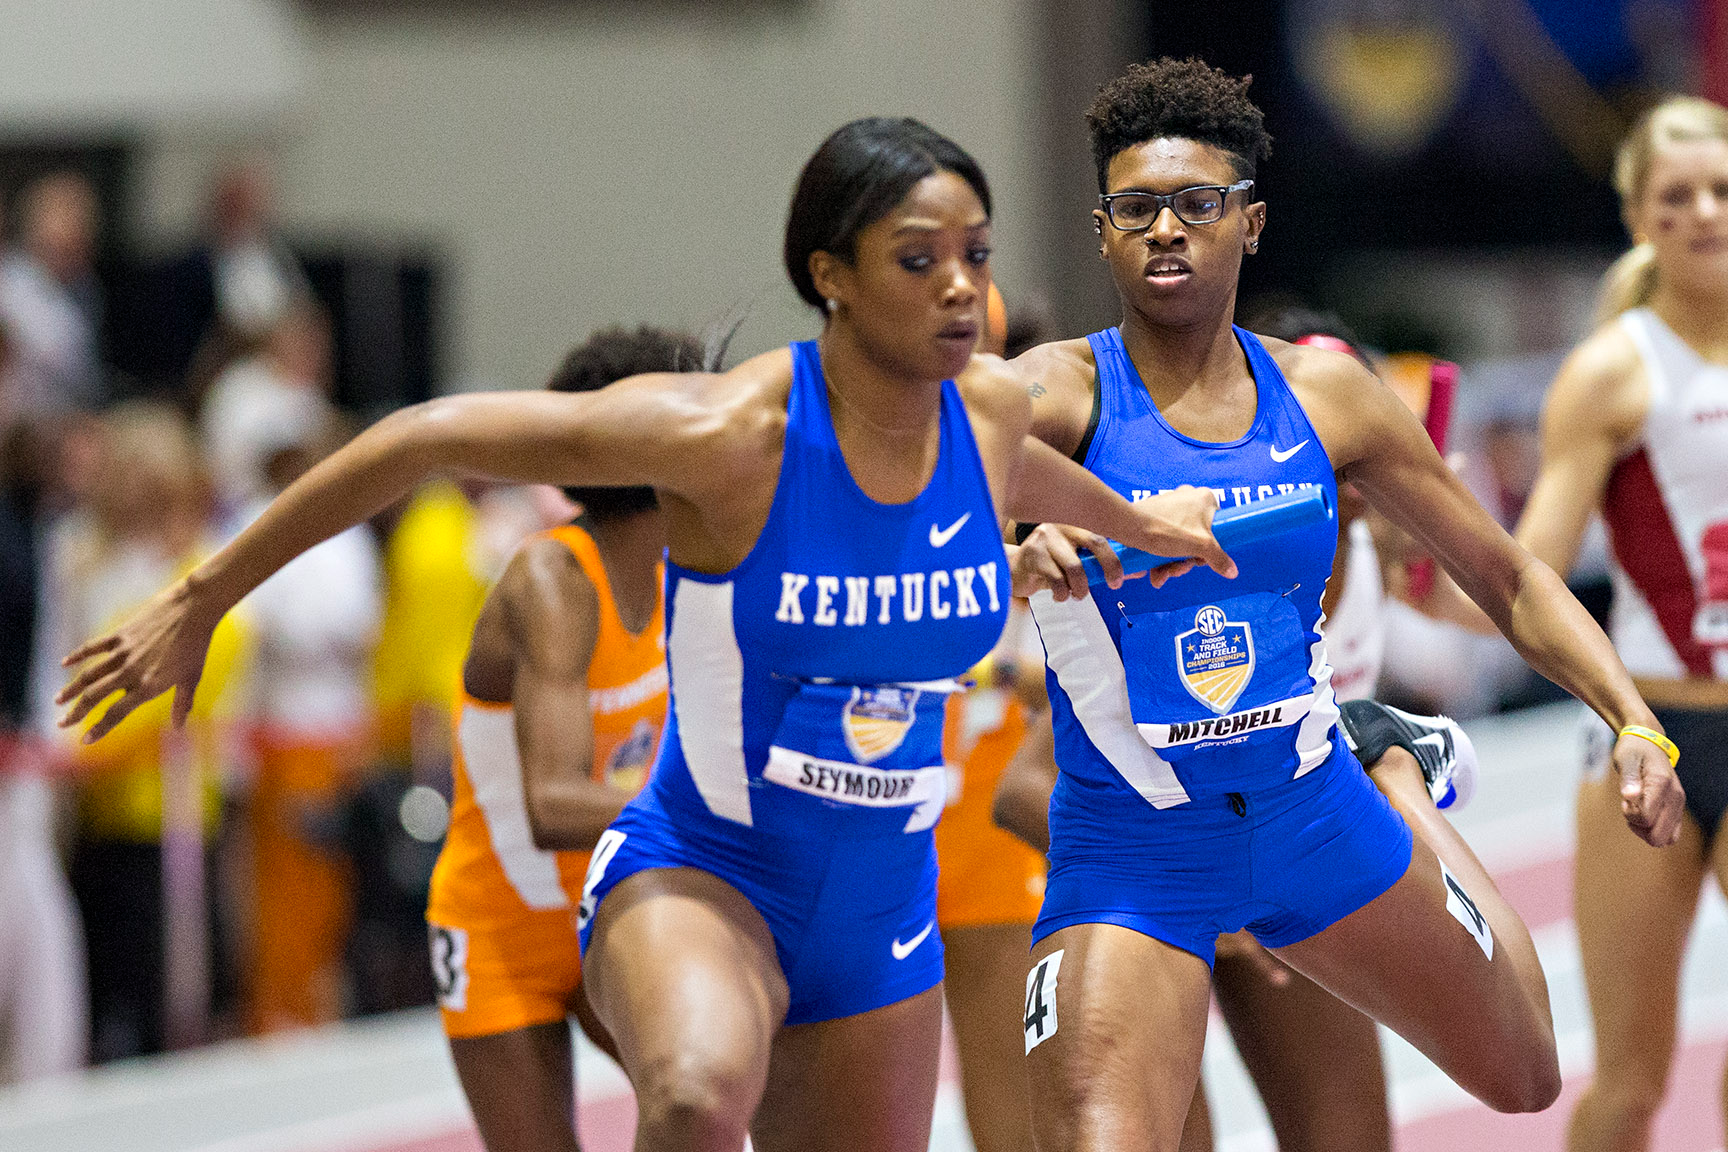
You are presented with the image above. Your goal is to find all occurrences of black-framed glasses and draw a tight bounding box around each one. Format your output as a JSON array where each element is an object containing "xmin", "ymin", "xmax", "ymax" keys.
[{"xmin": 1098, "ymin": 180, "xmax": 1255, "ymax": 231}]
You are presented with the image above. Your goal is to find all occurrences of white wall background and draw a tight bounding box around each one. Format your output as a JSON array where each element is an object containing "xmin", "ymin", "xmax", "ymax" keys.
[
  {"xmin": 0, "ymin": 0, "xmax": 307, "ymax": 131},
  {"xmin": 7, "ymin": 0, "xmax": 1049, "ymax": 392}
]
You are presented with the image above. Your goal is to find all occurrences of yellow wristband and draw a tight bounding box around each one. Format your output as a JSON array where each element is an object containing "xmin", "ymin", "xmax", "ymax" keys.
[{"xmin": 1619, "ymin": 725, "xmax": 1680, "ymax": 768}]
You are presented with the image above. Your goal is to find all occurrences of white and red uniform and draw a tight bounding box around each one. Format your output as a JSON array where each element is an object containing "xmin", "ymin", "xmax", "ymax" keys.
[
  {"xmin": 1603, "ymin": 308, "xmax": 1728, "ymax": 680},
  {"xmin": 1324, "ymin": 519, "xmax": 1385, "ymax": 704}
]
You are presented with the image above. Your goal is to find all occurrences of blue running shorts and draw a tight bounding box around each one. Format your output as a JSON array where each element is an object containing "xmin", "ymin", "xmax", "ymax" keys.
[
  {"xmin": 577, "ymin": 787, "xmax": 943, "ymax": 1025},
  {"xmin": 1034, "ymin": 738, "xmax": 1413, "ymax": 966}
]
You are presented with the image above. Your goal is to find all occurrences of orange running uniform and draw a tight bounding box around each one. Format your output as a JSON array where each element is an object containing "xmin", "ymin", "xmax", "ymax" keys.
[
  {"xmin": 426, "ymin": 524, "xmax": 666, "ymax": 1038},
  {"xmin": 935, "ymin": 640, "xmax": 1047, "ymax": 929}
]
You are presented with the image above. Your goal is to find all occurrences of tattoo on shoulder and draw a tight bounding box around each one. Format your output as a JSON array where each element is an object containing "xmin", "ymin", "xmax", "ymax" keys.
[{"xmin": 1027, "ymin": 381, "xmax": 1047, "ymax": 398}]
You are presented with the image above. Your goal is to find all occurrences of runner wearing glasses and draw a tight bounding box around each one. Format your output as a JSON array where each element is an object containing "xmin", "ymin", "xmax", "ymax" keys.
[{"xmin": 1002, "ymin": 57, "xmax": 1681, "ymax": 1152}]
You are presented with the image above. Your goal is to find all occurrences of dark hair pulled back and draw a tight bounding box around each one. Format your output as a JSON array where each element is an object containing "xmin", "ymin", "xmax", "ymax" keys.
[
  {"xmin": 548, "ymin": 324, "xmax": 705, "ymax": 521},
  {"xmin": 783, "ymin": 117, "xmax": 992, "ymax": 311}
]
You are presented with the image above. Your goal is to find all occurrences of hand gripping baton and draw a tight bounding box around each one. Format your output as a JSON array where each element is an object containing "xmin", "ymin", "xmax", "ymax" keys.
[{"xmin": 1077, "ymin": 486, "xmax": 1336, "ymax": 586}]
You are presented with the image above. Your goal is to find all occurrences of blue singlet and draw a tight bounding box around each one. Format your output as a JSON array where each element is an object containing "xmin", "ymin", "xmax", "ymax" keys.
[
  {"xmin": 1030, "ymin": 327, "xmax": 1412, "ymax": 966},
  {"xmin": 578, "ymin": 340, "xmax": 1009, "ymax": 1023}
]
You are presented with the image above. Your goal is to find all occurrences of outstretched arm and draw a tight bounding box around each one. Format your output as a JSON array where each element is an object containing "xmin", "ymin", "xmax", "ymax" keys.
[
  {"xmin": 60, "ymin": 374, "xmax": 721, "ymax": 740},
  {"xmin": 1330, "ymin": 355, "xmax": 1679, "ymax": 846},
  {"xmin": 963, "ymin": 352, "xmax": 1233, "ymax": 593}
]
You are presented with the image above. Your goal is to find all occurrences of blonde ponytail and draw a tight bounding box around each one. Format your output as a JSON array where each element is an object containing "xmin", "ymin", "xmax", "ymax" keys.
[
  {"xmin": 1594, "ymin": 242, "xmax": 1659, "ymax": 327},
  {"xmin": 1598, "ymin": 95, "xmax": 1728, "ymax": 325}
]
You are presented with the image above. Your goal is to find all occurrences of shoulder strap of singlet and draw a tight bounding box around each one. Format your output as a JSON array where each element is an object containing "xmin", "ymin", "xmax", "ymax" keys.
[
  {"xmin": 786, "ymin": 340, "xmax": 826, "ymax": 467},
  {"xmin": 539, "ymin": 522, "xmax": 667, "ymax": 658},
  {"xmin": 540, "ymin": 524, "xmax": 614, "ymax": 619},
  {"xmin": 1080, "ymin": 328, "xmax": 1135, "ymax": 465},
  {"xmin": 1620, "ymin": 308, "xmax": 1672, "ymax": 411},
  {"xmin": 1234, "ymin": 326, "xmax": 1288, "ymax": 396}
]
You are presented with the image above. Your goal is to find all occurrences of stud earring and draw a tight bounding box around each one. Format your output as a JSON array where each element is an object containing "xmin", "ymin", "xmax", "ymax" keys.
[{"xmin": 825, "ymin": 298, "xmax": 838, "ymax": 314}]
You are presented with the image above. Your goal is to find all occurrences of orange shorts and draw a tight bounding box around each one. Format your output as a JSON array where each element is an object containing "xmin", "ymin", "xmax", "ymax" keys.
[
  {"xmin": 936, "ymin": 827, "xmax": 1046, "ymax": 929},
  {"xmin": 936, "ymin": 693, "xmax": 1047, "ymax": 930},
  {"xmin": 427, "ymin": 907, "xmax": 584, "ymax": 1039}
]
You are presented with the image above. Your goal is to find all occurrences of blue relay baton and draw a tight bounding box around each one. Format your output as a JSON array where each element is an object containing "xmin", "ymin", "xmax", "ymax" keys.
[{"xmin": 1077, "ymin": 486, "xmax": 1336, "ymax": 585}]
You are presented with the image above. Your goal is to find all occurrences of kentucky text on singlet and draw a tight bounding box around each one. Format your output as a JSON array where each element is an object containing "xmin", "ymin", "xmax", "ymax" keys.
[
  {"xmin": 649, "ymin": 341, "xmax": 1010, "ymax": 840},
  {"xmin": 1032, "ymin": 327, "xmax": 1341, "ymax": 806},
  {"xmin": 1603, "ymin": 308, "xmax": 1728, "ymax": 681}
]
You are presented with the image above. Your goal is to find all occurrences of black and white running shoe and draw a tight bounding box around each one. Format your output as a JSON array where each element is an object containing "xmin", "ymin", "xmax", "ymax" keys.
[{"xmin": 1337, "ymin": 699, "xmax": 1478, "ymax": 811}]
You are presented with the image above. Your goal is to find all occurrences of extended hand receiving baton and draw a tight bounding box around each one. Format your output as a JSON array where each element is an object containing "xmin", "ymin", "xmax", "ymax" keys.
[{"xmin": 1077, "ymin": 486, "xmax": 1336, "ymax": 585}]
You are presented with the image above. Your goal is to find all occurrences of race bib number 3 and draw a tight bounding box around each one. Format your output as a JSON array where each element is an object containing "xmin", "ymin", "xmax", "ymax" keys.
[
  {"xmin": 1024, "ymin": 949, "xmax": 1064, "ymax": 1053},
  {"xmin": 428, "ymin": 923, "xmax": 469, "ymax": 1011}
]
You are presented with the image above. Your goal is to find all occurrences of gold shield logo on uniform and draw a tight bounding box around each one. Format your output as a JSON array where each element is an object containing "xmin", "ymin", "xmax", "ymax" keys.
[
  {"xmin": 605, "ymin": 717, "xmax": 658, "ymax": 793},
  {"xmin": 843, "ymin": 686, "xmax": 920, "ymax": 764},
  {"xmin": 1176, "ymin": 606, "xmax": 1256, "ymax": 715}
]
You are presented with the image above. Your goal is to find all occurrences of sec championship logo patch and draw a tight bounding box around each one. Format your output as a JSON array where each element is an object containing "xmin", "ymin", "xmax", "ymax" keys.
[
  {"xmin": 843, "ymin": 685, "xmax": 920, "ymax": 764},
  {"xmin": 1176, "ymin": 605, "xmax": 1256, "ymax": 714}
]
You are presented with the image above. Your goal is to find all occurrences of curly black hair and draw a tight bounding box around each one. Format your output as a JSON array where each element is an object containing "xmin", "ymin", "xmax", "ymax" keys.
[
  {"xmin": 1085, "ymin": 57, "xmax": 1273, "ymax": 192},
  {"xmin": 548, "ymin": 324, "xmax": 704, "ymax": 521}
]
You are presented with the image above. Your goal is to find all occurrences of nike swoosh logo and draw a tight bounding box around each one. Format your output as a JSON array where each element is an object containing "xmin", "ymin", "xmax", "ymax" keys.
[
  {"xmin": 891, "ymin": 920, "xmax": 935, "ymax": 960},
  {"xmin": 1269, "ymin": 440, "xmax": 1309, "ymax": 463},
  {"xmin": 929, "ymin": 512, "xmax": 971, "ymax": 548},
  {"xmin": 1414, "ymin": 732, "xmax": 1448, "ymax": 753}
]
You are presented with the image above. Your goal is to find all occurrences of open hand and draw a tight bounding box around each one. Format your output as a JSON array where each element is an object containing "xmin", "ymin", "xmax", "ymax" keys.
[{"xmin": 57, "ymin": 576, "xmax": 220, "ymax": 743}]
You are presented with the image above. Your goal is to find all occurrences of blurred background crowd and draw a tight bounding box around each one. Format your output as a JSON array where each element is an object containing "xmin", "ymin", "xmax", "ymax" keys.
[{"xmin": 0, "ymin": 0, "xmax": 1722, "ymax": 1087}]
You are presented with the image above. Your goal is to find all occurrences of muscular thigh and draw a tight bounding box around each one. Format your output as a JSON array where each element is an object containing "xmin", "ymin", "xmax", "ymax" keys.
[
  {"xmin": 1025, "ymin": 923, "xmax": 1213, "ymax": 1152},
  {"xmin": 582, "ymin": 867, "xmax": 788, "ymax": 1099},
  {"xmin": 751, "ymin": 984, "xmax": 945, "ymax": 1152},
  {"xmin": 1271, "ymin": 834, "xmax": 1538, "ymax": 1095}
]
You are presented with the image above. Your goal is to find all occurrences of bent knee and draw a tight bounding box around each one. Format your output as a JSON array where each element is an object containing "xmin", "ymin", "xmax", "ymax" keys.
[
  {"xmin": 1481, "ymin": 1052, "xmax": 1562, "ymax": 1114},
  {"xmin": 633, "ymin": 1052, "xmax": 759, "ymax": 1145}
]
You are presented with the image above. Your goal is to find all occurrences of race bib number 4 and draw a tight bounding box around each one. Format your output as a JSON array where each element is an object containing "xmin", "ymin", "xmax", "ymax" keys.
[{"xmin": 1024, "ymin": 949, "xmax": 1064, "ymax": 1053}]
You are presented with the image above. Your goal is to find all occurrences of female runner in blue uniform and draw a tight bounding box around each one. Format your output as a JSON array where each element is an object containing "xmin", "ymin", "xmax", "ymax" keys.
[
  {"xmin": 1005, "ymin": 58, "xmax": 1686, "ymax": 1152},
  {"xmin": 57, "ymin": 117, "xmax": 1229, "ymax": 1152}
]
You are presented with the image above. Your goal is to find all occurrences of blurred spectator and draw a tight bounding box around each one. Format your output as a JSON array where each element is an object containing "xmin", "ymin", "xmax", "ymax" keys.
[
  {"xmin": 206, "ymin": 164, "xmax": 310, "ymax": 338},
  {"xmin": 0, "ymin": 318, "xmax": 15, "ymax": 420},
  {"xmin": 158, "ymin": 163, "xmax": 310, "ymax": 398},
  {"xmin": 0, "ymin": 414, "xmax": 87, "ymax": 1083},
  {"xmin": 199, "ymin": 300, "xmax": 336, "ymax": 517},
  {"xmin": 42, "ymin": 403, "xmax": 248, "ymax": 1061},
  {"xmin": 0, "ymin": 173, "xmax": 104, "ymax": 415},
  {"xmin": 237, "ymin": 430, "xmax": 382, "ymax": 1033},
  {"xmin": 369, "ymin": 482, "xmax": 491, "ymax": 777}
]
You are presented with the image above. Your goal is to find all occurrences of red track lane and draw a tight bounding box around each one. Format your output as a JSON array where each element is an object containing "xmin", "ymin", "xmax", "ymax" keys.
[{"xmin": 1401, "ymin": 1033, "xmax": 1727, "ymax": 1152}]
